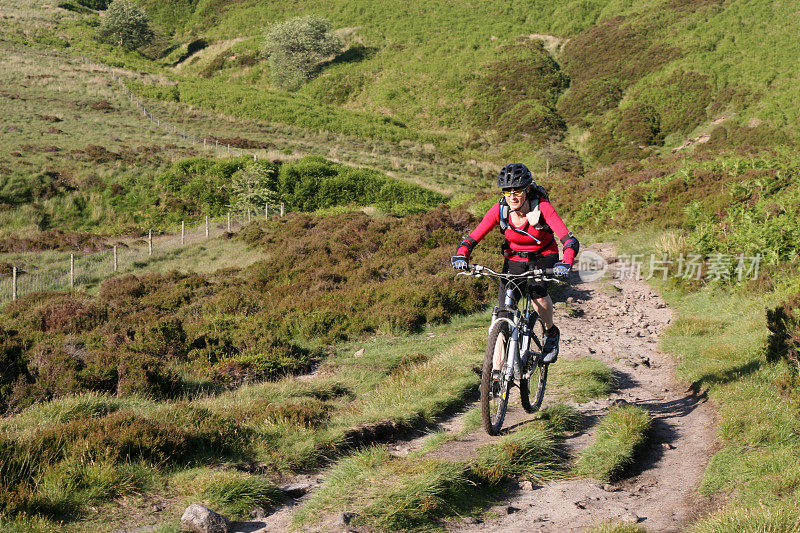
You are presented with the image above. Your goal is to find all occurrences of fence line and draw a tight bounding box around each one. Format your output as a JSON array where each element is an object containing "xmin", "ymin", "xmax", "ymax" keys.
[
  {"xmin": 77, "ymin": 55, "xmax": 264, "ymax": 159},
  {"xmin": 0, "ymin": 206, "xmax": 284, "ymax": 304},
  {"xmin": 0, "ymin": 55, "xmax": 290, "ymax": 304}
]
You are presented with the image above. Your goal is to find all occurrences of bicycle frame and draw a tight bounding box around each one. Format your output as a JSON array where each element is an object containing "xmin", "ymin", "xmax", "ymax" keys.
[
  {"xmin": 461, "ymin": 264, "xmax": 556, "ymax": 380},
  {"xmin": 459, "ymin": 262, "xmax": 562, "ymax": 434}
]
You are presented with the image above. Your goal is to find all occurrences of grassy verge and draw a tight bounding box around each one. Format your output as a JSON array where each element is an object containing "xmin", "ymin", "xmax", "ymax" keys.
[
  {"xmin": 0, "ymin": 309, "xmax": 488, "ymax": 529},
  {"xmin": 589, "ymin": 521, "xmax": 648, "ymax": 533},
  {"xmin": 574, "ymin": 404, "xmax": 651, "ymax": 482}
]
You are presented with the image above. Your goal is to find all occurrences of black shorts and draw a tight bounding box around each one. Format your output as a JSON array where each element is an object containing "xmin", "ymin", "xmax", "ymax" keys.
[{"xmin": 498, "ymin": 254, "xmax": 559, "ymax": 310}]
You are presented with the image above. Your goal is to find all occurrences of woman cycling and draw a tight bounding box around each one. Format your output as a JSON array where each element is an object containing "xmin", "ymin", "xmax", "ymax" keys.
[{"xmin": 451, "ymin": 163, "xmax": 579, "ymax": 363}]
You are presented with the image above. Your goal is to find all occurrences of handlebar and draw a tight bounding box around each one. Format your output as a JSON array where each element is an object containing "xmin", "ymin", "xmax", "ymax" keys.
[{"xmin": 456, "ymin": 263, "xmax": 564, "ymax": 283}]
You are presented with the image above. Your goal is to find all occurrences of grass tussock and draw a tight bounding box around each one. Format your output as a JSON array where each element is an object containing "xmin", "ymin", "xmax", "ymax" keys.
[
  {"xmin": 589, "ymin": 520, "xmax": 648, "ymax": 533},
  {"xmin": 538, "ymin": 403, "xmax": 583, "ymax": 433},
  {"xmin": 550, "ymin": 357, "xmax": 616, "ymax": 402},
  {"xmin": 574, "ymin": 405, "xmax": 651, "ymax": 482},
  {"xmin": 473, "ymin": 423, "xmax": 565, "ymax": 484},
  {"xmin": 175, "ymin": 468, "xmax": 283, "ymax": 519},
  {"xmin": 691, "ymin": 505, "xmax": 800, "ymax": 533},
  {"xmin": 296, "ymin": 414, "xmax": 572, "ymax": 529}
]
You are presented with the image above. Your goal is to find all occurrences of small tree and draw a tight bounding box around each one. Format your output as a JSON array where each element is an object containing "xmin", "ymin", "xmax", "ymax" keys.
[
  {"xmin": 230, "ymin": 162, "xmax": 282, "ymax": 214},
  {"xmin": 98, "ymin": 0, "xmax": 154, "ymax": 51},
  {"xmin": 262, "ymin": 15, "xmax": 341, "ymax": 91}
]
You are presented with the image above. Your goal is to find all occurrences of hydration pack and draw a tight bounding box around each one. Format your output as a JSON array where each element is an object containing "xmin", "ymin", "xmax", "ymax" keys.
[{"xmin": 498, "ymin": 184, "xmax": 551, "ymax": 234}]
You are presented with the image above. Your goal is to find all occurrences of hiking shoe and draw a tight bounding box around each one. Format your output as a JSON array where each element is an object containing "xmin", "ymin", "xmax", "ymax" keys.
[{"xmin": 542, "ymin": 326, "xmax": 560, "ymax": 364}]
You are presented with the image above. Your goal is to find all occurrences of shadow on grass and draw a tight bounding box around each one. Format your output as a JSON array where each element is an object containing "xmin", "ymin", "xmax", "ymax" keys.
[
  {"xmin": 327, "ymin": 45, "xmax": 379, "ymax": 67},
  {"xmin": 690, "ymin": 359, "xmax": 762, "ymax": 390}
]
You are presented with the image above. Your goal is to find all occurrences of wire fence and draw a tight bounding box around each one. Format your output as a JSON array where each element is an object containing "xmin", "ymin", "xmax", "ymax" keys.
[
  {"xmin": 0, "ymin": 206, "xmax": 284, "ymax": 304},
  {"xmin": 77, "ymin": 55, "xmax": 265, "ymax": 159},
  {"xmin": 0, "ymin": 54, "xmax": 289, "ymax": 305}
]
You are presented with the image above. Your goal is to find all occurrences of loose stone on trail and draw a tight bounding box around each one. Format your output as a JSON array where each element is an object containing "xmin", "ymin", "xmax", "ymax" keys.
[{"xmin": 180, "ymin": 504, "xmax": 230, "ymax": 533}]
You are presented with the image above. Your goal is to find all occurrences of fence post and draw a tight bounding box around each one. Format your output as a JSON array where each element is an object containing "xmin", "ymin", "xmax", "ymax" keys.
[
  {"xmin": 181, "ymin": 221, "xmax": 185, "ymax": 245},
  {"xmin": 12, "ymin": 266, "xmax": 17, "ymax": 301},
  {"xmin": 253, "ymin": 153, "xmax": 257, "ymax": 161},
  {"xmin": 69, "ymin": 254, "xmax": 74, "ymax": 289},
  {"xmin": 247, "ymin": 210, "xmax": 251, "ymax": 223},
  {"xmin": 227, "ymin": 211, "xmax": 231, "ymax": 232},
  {"xmin": 280, "ymin": 203, "xmax": 285, "ymax": 217},
  {"xmin": 203, "ymin": 138, "xmax": 207, "ymax": 149},
  {"xmin": 227, "ymin": 144, "xmax": 230, "ymax": 154},
  {"xmin": 265, "ymin": 204, "xmax": 269, "ymax": 220},
  {"xmin": 148, "ymin": 230, "xmax": 153, "ymax": 256},
  {"xmin": 205, "ymin": 216, "xmax": 209, "ymax": 238},
  {"xmin": 113, "ymin": 246, "xmax": 118, "ymax": 272}
]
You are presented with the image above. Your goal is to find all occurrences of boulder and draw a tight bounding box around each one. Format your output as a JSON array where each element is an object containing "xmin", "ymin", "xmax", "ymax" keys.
[{"xmin": 180, "ymin": 504, "xmax": 230, "ymax": 533}]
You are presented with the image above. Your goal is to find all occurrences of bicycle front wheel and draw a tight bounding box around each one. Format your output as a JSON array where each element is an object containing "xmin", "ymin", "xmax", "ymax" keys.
[
  {"xmin": 482, "ymin": 319, "xmax": 512, "ymax": 435},
  {"xmin": 521, "ymin": 317, "xmax": 548, "ymax": 413}
]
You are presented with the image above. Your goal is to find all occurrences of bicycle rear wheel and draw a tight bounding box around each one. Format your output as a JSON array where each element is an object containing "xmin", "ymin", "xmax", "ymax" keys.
[
  {"xmin": 482, "ymin": 320, "xmax": 512, "ymax": 435},
  {"xmin": 521, "ymin": 317, "xmax": 548, "ymax": 413}
]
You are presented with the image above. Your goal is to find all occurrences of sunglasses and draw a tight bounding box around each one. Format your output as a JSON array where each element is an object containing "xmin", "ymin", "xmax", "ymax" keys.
[{"xmin": 502, "ymin": 189, "xmax": 526, "ymax": 198}]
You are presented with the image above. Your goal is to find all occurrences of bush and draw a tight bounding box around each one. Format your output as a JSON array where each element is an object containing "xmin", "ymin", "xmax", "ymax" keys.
[
  {"xmin": 277, "ymin": 156, "xmax": 446, "ymax": 212},
  {"xmin": 97, "ymin": 0, "xmax": 154, "ymax": 51},
  {"xmin": 230, "ymin": 161, "xmax": 281, "ymax": 214},
  {"xmin": 766, "ymin": 292, "xmax": 800, "ymax": 370},
  {"xmin": 262, "ymin": 15, "xmax": 342, "ymax": 90}
]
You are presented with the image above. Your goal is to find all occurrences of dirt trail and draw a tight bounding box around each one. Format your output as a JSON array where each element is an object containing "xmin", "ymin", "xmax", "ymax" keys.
[
  {"xmin": 239, "ymin": 243, "xmax": 719, "ymax": 532},
  {"xmin": 431, "ymin": 243, "xmax": 719, "ymax": 532}
]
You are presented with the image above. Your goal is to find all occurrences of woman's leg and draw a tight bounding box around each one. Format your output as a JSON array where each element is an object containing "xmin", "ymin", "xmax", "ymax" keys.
[{"xmin": 531, "ymin": 294, "xmax": 554, "ymax": 330}]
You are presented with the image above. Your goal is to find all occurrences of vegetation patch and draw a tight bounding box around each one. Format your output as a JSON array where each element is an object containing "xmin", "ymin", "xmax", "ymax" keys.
[
  {"xmin": 296, "ymin": 413, "xmax": 570, "ymax": 530},
  {"xmin": 549, "ymin": 357, "xmax": 616, "ymax": 402},
  {"xmin": 473, "ymin": 41, "xmax": 569, "ymax": 144},
  {"xmin": 574, "ymin": 404, "xmax": 651, "ymax": 482},
  {"xmin": 175, "ymin": 468, "xmax": 283, "ymax": 519}
]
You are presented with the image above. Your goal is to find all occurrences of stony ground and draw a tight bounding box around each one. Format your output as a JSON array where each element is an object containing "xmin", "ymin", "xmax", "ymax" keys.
[{"xmin": 234, "ymin": 243, "xmax": 719, "ymax": 532}]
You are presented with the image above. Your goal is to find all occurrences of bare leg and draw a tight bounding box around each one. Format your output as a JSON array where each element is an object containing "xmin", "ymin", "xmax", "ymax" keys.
[{"xmin": 531, "ymin": 294, "xmax": 554, "ymax": 330}]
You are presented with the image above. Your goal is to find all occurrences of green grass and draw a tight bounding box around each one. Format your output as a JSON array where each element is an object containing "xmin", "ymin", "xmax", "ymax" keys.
[
  {"xmin": 473, "ymin": 422, "xmax": 565, "ymax": 484},
  {"xmin": 295, "ymin": 413, "xmax": 571, "ymax": 530},
  {"xmin": 574, "ymin": 404, "xmax": 651, "ymax": 482},
  {"xmin": 550, "ymin": 356, "xmax": 617, "ymax": 402},
  {"xmin": 173, "ymin": 468, "xmax": 283, "ymax": 519}
]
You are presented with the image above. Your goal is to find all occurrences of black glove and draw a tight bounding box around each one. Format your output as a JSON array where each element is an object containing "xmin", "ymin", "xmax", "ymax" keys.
[
  {"xmin": 553, "ymin": 261, "xmax": 571, "ymax": 278},
  {"xmin": 451, "ymin": 255, "xmax": 469, "ymax": 270}
]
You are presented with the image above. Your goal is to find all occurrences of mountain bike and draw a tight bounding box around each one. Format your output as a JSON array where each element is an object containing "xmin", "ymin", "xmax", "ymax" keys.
[{"xmin": 457, "ymin": 263, "xmax": 563, "ymax": 435}]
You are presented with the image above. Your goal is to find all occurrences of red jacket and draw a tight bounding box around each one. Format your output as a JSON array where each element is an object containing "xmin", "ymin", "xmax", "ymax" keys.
[{"xmin": 457, "ymin": 199, "xmax": 576, "ymax": 265}]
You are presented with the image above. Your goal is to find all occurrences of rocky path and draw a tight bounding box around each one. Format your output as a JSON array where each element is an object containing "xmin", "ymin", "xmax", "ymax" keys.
[
  {"xmin": 434, "ymin": 243, "xmax": 719, "ymax": 532},
  {"xmin": 239, "ymin": 243, "xmax": 718, "ymax": 532}
]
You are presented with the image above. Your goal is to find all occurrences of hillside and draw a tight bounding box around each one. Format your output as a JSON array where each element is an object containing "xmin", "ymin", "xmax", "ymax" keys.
[{"xmin": 41, "ymin": 0, "xmax": 800, "ymax": 168}]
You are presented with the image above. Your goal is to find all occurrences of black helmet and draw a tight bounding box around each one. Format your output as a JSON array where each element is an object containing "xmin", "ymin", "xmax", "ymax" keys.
[{"xmin": 497, "ymin": 163, "xmax": 533, "ymax": 189}]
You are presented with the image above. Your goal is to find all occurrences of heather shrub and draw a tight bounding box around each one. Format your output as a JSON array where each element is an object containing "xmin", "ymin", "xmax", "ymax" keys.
[
  {"xmin": 557, "ymin": 77, "xmax": 623, "ymax": 126},
  {"xmin": 561, "ymin": 16, "xmax": 680, "ymax": 88},
  {"xmin": 473, "ymin": 41, "xmax": 569, "ymax": 143},
  {"xmin": 766, "ymin": 292, "xmax": 800, "ymax": 370},
  {"xmin": 1, "ymin": 207, "xmax": 489, "ymax": 406},
  {"xmin": 0, "ymin": 327, "xmax": 26, "ymax": 412}
]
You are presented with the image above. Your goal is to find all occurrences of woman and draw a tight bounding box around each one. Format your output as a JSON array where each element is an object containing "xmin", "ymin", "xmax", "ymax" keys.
[{"xmin": 451, "ymin": 163, "xmax": 579, "ymax": 363}]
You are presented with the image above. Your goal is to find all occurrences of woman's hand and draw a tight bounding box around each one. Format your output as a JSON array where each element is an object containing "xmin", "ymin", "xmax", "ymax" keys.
[
  {"xmin": 553, "ymin": 261, "xmax": 571, "ymax": 278},
  {"xmin": 451, "ymin": 255, "xmax": 469, "ymax": 270}
]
